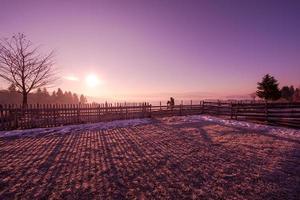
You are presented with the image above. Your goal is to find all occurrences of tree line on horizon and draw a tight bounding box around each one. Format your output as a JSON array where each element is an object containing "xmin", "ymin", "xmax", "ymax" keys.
[
  {"xmin": 0, "ymin": 84, "xmax": 87, "ymax": 105},
  {"xmin": 255, "ymin": 74, "xmax": 300, "ymax": 102}
]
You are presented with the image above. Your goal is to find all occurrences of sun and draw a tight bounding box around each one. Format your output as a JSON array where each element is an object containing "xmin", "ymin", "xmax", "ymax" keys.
[{"xmin": 85, "ymin": 74, "xmax": 100, "ymax": 87}]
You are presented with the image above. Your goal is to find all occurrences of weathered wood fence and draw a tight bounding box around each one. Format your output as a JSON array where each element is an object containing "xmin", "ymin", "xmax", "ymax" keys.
[
  {"xmin": 0, "ymin": 103, "xmax": 151, "ymax": 130},
  {"xmin": 201, "ymin": 101, "xmax": 300, "ymax": 128},
  {"xmin": 0, "ymin": 101, "xmax": 300, "ymax": 130}
]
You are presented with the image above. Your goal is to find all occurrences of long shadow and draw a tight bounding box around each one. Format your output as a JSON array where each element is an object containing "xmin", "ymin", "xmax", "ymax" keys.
[
  {"xmin": 0, "ymin": 135, "xmax": 66, "ymax": 198},
  {"xmin": 121, "ymin": 126, "xmax": 206, "ymax": 198},
  {"xmin": 130, "ymin": 123, "xmax": 267, "ymax": 198},
  {"xmin": 166, "ymin": 120, "xmax": 300, "ymax": 199},
  {"xmin": 27, "ymin": 133, "xmax": 73, "ymax": 199},
  {"xmin": 261, "ymin": 145, "xmax": 300, "ymax": 200},
  {"xmin": 100, "ymin": 129, "xmax": 128, "ymax": 199},
  {"xmin": 1, "ymin": 119, "xmax": 299, "ymax": 199},
  {"xmin": 168, "ymin": 120, "xmax": 300, "ymax": 145},
  {"xmin": 219, "ymin": 123, "xmax": 300, "ymax": 145}
]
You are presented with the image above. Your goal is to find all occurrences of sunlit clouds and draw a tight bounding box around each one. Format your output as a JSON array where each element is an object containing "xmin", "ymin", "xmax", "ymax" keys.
[
  {"xmin": 63, "ymin": 75, "xmax": 79, "ymax": 81},
  {"xmin": 62, "ymin": 73, "xmax": 104, "ymax": 98}
]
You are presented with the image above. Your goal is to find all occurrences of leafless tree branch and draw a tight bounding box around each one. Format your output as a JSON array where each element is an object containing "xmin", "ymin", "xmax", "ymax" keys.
[{"xmin": 0, "ymin": 33, "xmax": 58, "ymax": 106}]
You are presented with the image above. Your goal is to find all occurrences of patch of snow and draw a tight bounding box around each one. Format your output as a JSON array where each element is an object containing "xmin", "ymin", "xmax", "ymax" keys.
[
  {"xmin": 0, "ymin": 118, "xmax": 153, "ymax": 138},
  {"xmin": 1, "ymin": 115, "xmax": 299, "ymax": 139},
  {"xmin": 160, "ymin": 115, "xmax": 300, "ymax": 139}
]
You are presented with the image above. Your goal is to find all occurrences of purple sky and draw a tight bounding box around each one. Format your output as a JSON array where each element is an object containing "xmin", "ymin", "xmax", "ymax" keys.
[{"xmin": 1, "ymin": 0, "xmax": 300, "ymax": 100}]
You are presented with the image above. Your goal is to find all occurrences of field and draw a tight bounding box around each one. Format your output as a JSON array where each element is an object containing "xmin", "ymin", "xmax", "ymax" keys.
[{"xmin": 0, "ymin": 116, "xmax": 300, "ymax": 199}]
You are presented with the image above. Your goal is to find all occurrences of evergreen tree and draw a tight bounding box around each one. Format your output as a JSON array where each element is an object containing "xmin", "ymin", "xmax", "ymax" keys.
[
  {"xmin": 7, "ymin": 83, "xmax": 20, "ymax": 104},
  {"xmin": 281, "ymin": 85, "xmax": 295, "ymax": 101},
  {"xmin": 35, "ymin": 88, "xmax": 43, "ymax": 104},
  {"xmin": 290, "ymin": 86, "xmax": 295, "ymax": 99},
  {"xmin": 51, "ymin": 91, "xmax": 57, "ymax": 103},
  {"xmin": 294, "ymin": 88, "xmax": 300, "ymax": 101},
  {"xmin": 281, "ymin": 86, "xmax": 291, "ymax": 101},
  {"xmin": 80, "ymin": 94, "xmax": 87, "ymax": 104},
  {"xmin": 256, "ymin": 74, "xmax": 281, "ymax": 101},
  {"xmin": 73, "ymin": 93, "xmax": 79, "ymax": 104},
  {"xmin": 42, "ymin": 88, "xmax": 50, "ymax": 103},
  {"xmin": 8, "ymin": 83, "xmax": 17, "ymax": 92},
  {"xmin": 64, "ymin": 91, "xmax": 73, "ymax": 103},
  {"xmin": 63, "ymin": 91, "xmax": 68, "ymax": 103},
  {"xmin": 56, "ymin": 88, "xmax": 64, "ymax": 103}
]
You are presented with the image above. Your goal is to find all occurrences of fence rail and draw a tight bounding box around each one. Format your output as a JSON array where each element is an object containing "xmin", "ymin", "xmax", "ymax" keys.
[
  {"xmin": 0, "ymin": 103, "xmax": 152, "ymax": 130},
  {"xmin": 1, "ymin": 101, "xmax": 300, "ymax": 130}
]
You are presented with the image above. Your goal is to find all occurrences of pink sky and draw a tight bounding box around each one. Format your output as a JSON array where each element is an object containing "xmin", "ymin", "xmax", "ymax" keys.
[{"xmin": 1, "ymin": 0, "xmax": 300, "ymax": 101}]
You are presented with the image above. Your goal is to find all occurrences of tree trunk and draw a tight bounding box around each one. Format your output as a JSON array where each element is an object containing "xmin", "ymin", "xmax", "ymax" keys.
[{"xmin": 22, "ymin": 92, "xmax": 28, "ymax": 107}]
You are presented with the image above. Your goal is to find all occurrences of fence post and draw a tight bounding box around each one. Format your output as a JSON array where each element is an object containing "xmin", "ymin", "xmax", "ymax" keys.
[
  {"xmin": 77, "ymin": 104, "xmax": 80, "ymax": 124},
  {"xmin": 105, "ymin": 101, "xmax": 108, "ymax": 114},
  {"xmin": 235, "ymin": 103, "xmax": 238, "ymax": 120},
  {"xmin": 52, "ymin": 104, "xmax": 56, "ymax": 127},
  {"xmin": 265, "ymin": 101, "xmax": 268, "ymax": 124},
  {"xmin": 0, "ymin": 105, "xmax": 3, "ymax": 130},
  {"xmin": 217, "ymin": 100, "xmax": 221, "ymax": 115},
  {"xmin": 142, "ymin": 103, "xmax": 144, "ymax": 118},
  {"xmin": 8, "ymin": 104, "xmax": 11, "ymax": 129},
  {"xmin": 12, "ymin": 105, "xmax": 17, "ymax": 129},
  {"xmin": 160, "ymin": 101, "xmax": 162, "ymax": 111},
  {"xmin": 202, "ymin": 101, "xmax": 205, "ymax": 114},
  {"xmin": 180, "ymin": 103, "xmax": 182, "ymax": 116},
  {"xmin": 98, "ymin": 105, "xmax": 101, "ymax": 122},
  {"xmin": 198, "ymin": 101, "xmax": 200, "ymax": 114},
  {"xmin": 230, "ymin": 102, "xmax": 233, "ymax": 119}
]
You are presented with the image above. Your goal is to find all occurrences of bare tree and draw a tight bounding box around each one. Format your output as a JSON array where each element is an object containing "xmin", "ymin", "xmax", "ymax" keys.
[{"xmin": 0, "ymin": 33, "xmax": 57, "ymax": 106}]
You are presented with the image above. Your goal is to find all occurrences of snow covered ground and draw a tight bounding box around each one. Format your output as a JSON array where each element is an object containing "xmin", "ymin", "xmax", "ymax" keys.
[
  {"xmin": 0, "ymin": 118, "xmax": 153, "ymax": 138},
  {"xmin": 160, "ymin": 115, "xmax": 300, "ymax": 139},
  {"xmin": 0, "ymin": 114, "xmax": 299, "ymax": 139}
]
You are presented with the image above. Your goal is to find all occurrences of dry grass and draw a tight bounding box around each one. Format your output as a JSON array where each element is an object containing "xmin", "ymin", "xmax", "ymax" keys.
[{"xmin": 0, "ymin": 119, "xmax": 299, "ymax": 199}]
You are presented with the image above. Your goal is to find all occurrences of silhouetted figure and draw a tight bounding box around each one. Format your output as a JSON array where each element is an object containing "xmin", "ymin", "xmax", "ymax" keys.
[{"xmin": 167, "ymin": 97, "xmax": 175, "ymax": 110}]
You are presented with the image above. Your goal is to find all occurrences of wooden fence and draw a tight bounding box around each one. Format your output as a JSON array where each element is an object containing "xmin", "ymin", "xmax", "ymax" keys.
[
  {"xmin": 0, "ymin": 103, "xmax": 151, "ymax": 130},
  {"xmin": 0, "ymin": 101, "xmax": 299, "ymax": 130},
  {"xmin": 201, "ymin": 101, "xmax": 300, "ymax": 128}
]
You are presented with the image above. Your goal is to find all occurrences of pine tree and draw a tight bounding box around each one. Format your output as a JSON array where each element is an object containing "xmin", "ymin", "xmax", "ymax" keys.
[
  {"xmin": 294, "ymin": 88, "xmax": 300, "ymax": 102},
  {"xmin": 281, "ymin": 85, "xmax": 295, "ymax": 101},
  {"xmin": 8, "ymin": 83, "xmax": 17, "ymax": 93},
  {"xmin": 42, "ymin": 88, "xmax": 50, "ymax": 103},
  {"xmin": 7, "ymin": 83, "xmax": 20, "ymax": 104},
  {"xmin": 65, "ymin": 91, "xmax": 73, "ymax": 103},
  {"xmin": 256, "ymin": 74, "xmax": 281, "ymax": 101},
  {"xmin": 73, "ymin": 93, "xmax": 79, "ymax": 104},
  {"xmin": 51, "ymin": 91, "xmax": 57, "ymax": 103},
  {"xmin": 35, "ymin": 88, "xmax": 43, "ymax": 104},
  {"xmin": 80, "ymin": 94, "xmax": 87, "ymax": 104},
  {"xmin": 290, "ymin": 86, "xmax": 295, "ymax": 99},
  {"xmin": 56, "ymin": 88, "xmax": 64, "ymax": 103}
]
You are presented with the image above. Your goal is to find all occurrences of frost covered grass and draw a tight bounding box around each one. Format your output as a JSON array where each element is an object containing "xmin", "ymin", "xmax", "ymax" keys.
[
  {"xmin": 1, "ymin": 114, "xmax": 299, "ymax": 140},
  {"xmin": 0, "ymin": 118, "xmax": 153, "ymax": 138},
  {"xmin": 160, "ymin": 115, "xmax": 300, "ymax": 139},
  {"xmin": 0, "ymin": 115, "xmax": 299, "ymax": 199}
]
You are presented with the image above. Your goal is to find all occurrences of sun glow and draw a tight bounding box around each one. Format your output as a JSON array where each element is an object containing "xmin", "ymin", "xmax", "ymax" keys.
[{"xmin": 85, "ymin": 74, "xmax": 100, "ymax": 87}]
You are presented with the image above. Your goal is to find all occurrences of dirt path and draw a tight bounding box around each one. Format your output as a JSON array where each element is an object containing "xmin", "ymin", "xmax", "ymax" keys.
[{"xmin": 0, "ymin": 119, "xmax": 299, "ymax": 199}]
